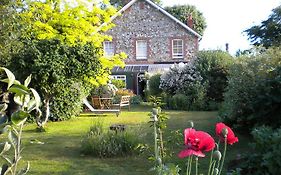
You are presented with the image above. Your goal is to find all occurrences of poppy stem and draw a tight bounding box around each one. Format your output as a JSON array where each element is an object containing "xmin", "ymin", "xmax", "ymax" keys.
[
  {"xmin": 207, "ymin": 149, "xmax": 214, "ymax": 175},
  {"xmin": 188, "ymin": 156, "xmax": 193, "ymax": 175},
  {"xmin": 195, "ymin": 156, "xmax": 198, "ymax": 175},
  {"xmin": 218, "ymin": 139, "xmax": 227, "ymax": 175},
  {"xmin": 186, "ymin": 156, "xmax": 191, "ymax": 175},
  {"xmin": 210, "ymin": 160, "xmax": 217, "ymax": 175}
]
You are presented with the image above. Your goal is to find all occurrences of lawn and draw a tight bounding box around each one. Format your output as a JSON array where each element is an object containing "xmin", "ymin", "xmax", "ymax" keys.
[{"xmin": 3, "ymin": 105, "xmax": 250, "ymax": 175}]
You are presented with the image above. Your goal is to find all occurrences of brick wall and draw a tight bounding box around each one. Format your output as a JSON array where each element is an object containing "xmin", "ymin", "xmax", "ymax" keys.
[{"xmin": 106, "ymin": 0, "xmax": 199, "ymax": 64}]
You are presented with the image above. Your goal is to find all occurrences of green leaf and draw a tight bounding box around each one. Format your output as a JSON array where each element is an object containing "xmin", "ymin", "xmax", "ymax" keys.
[
  {"xmin": 30, "ymin": 88, "xmax": 41, "ymax": 109},
  {"xmin": 0, "ymin": 142, "xmax": 11, "ymax": 155},
  {"xmin": 11, "ymin": 111, "xmax": 29, "ymax": 126},
  {"xmin": 8, "ymin": 84, "xmax": 29, "ymax": 95},
  {"xmin": 0, "ymin": 103, "xmax": 8, "ymax": 113},
  {"xmin": 13, "ymin": 95, "xmax": 23, "ymax": 106},
  {"xmin": 24, "ymin": 74, "xmax": 32, "ymax": 87},
  {"xmin": 26, "ymin": 99, "xmax": 36, "ymax": 112},
  {"xmin": 0, "ymin": 67, "xmax": 15, "ymax": 89},
  {"xmin": 8, "ymin": 130, "xmax": 18, "ymax": 148}
]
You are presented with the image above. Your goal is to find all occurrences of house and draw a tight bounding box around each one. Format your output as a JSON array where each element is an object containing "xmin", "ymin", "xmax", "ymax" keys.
[{"xmin": 104, "ymin": 0, "xmax": 201, "ymax": 96}]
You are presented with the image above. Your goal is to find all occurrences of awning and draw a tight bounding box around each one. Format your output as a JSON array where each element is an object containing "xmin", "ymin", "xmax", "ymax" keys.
[{"xmin": 112, "ymin": 64, "xmax": 173, "ymax": 74}]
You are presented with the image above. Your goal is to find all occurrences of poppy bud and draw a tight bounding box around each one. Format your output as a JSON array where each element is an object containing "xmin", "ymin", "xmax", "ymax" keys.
[
  {"xmin": 213, "ymin": 150, "xmax": 222, "ymax": 161},
  {"xmin": 188, "ymin": 121, "xmax": 194, "ymax": 128},
  {"xmin": 152, "ymin": 108, "xmax": 158, "ymax": 115},
  {"xmin": 214, "ymin": 168, "xmax": 219, "ymax": 175},
  {"xmin": 222, "ymin": 128, "xmax": 228, "ymax": 138},
  {"xmin": 157, "ymin": 158, "xmax": 162, "ymax": 165}
]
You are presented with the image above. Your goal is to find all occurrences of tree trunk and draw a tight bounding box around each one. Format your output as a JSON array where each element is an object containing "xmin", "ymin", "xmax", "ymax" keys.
[{"xmin": 36, "ymin": 96, "xmax": 50, "ymax": 129}]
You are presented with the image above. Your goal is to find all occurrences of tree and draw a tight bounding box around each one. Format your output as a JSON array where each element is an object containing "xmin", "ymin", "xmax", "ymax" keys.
[
  {"xmin": 0, "ymin": 0, "xmax": 24, "ymax": 66},
  {"xmin": 244, "ymin": 5, "xmax": 281, "ymax": 48},
  {"xmin": 110, "ymin": 0, "xmax": 162, "ymax": 8},
  {"xmin": 165, "ymin": 5, "xmax": 207, "ymax": 36},
  {"xmin": 9, "ymin": 0, "xmax": 126, "ymax": 127}
]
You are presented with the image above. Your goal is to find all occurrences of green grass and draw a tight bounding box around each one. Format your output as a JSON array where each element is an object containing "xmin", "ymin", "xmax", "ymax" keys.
[{"xmin": 3, "ymin": 105, "xmax": 249, "ymax": 175}]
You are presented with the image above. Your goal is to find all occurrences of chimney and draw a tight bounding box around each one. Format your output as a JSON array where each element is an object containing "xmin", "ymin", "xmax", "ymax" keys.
[
  {"xmin": 187, "ymin": 15, "xmax": 193, "ymax": 29},
  {"xmin": 225, "ymin": 43, "xmax": 229, "ymax": 53}
]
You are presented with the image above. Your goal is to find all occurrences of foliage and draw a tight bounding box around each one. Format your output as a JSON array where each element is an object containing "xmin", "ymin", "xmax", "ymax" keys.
[
  {"xmin": 165, "ymin": 5, "xmax": 207, "ymax": 35},
  {"xmin": 195, "ymin": 50, "xmax": 233, "ymax": 110},
  {"xmin": 130, "ymin": 95, "xmax": 143, "ymax": 105},
  {"xmin": 220, "ymin": 47, "xmax": 281, "ymax": 131},
  {"xmin": 111, "ymin": 79, "xmax": 126, "ymax": 89},
  {"xmin": 244, "ymin": 5, "xmax": 281, "ymax": 48},
  {"xmin": 160, "ymin": 62, "xmax": 206, "ymax": 110},
  {"xmin": 8, "ymin": 0, "xmax": 126, "ymax": 123},
  {"xmin": 148, "ymin": 74, "xmax": 162, "ymax": 96},
  {"xmin": 0, "ymin": 67, "xmax": 41, "ymax": 175},
  {"xmin": 0, "ymin": 0, "xmax": 23, "ymax": 66},
  {"xmin": 10, "ymin": 39, "xmax": 99, "ymax": 122},
  {"xmin": 81, "ymin": 122, "xmax": 142, "ymax": 157},
  {"xmin": 148, "ymin": 98, "xmax": 180, "ymax": 175},
  {"xmin": 239, "ymin": 126, "xmax": 281, "ymax": 174}
]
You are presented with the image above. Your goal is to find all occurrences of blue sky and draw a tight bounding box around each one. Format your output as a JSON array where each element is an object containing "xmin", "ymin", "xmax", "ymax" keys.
[{"xmin": 162, "ymin": 0, "xmax": 280, "ymax": 55}]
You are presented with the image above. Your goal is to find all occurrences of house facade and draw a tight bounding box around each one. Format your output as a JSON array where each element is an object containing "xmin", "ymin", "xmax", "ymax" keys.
[{"xmin": 104, "ymin": 0, "xmax": 201, "ymax": 96}]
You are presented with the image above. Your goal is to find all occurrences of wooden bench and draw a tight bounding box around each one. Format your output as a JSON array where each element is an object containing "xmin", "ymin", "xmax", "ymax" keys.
[{"xmin": 113, "ymin": 95, "xmax": 131, "ymax": 111}]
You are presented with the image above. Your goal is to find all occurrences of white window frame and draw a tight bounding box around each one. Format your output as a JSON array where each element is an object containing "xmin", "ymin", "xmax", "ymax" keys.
[
  {"xmin": 103, "ymin": 41, "xmax": 114, "ymax": 57},
  {"xmin": 172, "ymin": 39, "xmax": 184, "ymax": 59},
  {"xmin": 110, "ymin": 75, "xmax": 127, "ymax": 88},
  {"xmin": 136, "ymin": 40, "xmax": 148, "ymax": 60}
]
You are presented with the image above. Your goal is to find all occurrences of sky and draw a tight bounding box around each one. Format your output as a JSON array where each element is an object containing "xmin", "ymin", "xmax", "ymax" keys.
[{"xmin": 161, "ymin": 0, "xmax": 280, "ymax": 55}]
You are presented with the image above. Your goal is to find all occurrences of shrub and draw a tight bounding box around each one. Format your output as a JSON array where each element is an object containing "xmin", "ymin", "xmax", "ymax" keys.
[
  {"xmin": 148, "ymin": 74, "xmax": 162, "ymax": 96},
  {"xmin": 130, "ymin": 95, "xmax": 143, "ymax": 105},
  {"xmin": 111, "ymin": 79, "xmax": 126, "ymax": 89},
  {"xmin": 169, "ymin": 94, "xmax": 189, "ymax": 110},
  {"xmin": 81, "ymin": 123, "xmax": 142, "ymax": 157},
  {"xmin": 239, "ymin": 126, "xmax": 281, "ymax": 174},
  {"xmin": 160, "ymin": 62, "xmax": 207, "ymax": 110},
  {"xmin": 196, "ymin": 50, "xmax": 233, "ymax": 110},
  {"xmin": 220, "ymin": 47, "xmax": 281, "ymax": 130}
]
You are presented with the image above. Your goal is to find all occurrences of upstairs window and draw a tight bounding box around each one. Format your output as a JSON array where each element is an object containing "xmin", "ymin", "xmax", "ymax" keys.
[
  {"xmin": 136, "ymin": 40, "xmax": 147, "ymax": 60},
  {"xmin": 172, "ymin": 39, "xmax": 184, "ymax": 59},
  {"xmin": 103, "ymin": 41, "xmax": 114, "ymax": 57}
]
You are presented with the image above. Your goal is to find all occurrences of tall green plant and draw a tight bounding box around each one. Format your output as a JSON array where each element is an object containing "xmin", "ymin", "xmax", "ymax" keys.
[
  {"xmin": 220, "ymin": 47, "xmax": 281, "ymax": 130},
  {"xmin": 0, "ymin": 67, "xmax": 41, "ymax": 175}
]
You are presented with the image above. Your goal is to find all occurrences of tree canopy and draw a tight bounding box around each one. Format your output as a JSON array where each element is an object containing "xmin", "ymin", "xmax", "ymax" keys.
[
  {"xmin": 4, "ymin": 0, "xmax": 126, "ymax": 122},
  {"xmin": 244, "ymin": 5, "xmax": 281, "ymax": 48},
  {"xmin": 165, "ymin": 5, "xmax": 207, "ymax": 36}
]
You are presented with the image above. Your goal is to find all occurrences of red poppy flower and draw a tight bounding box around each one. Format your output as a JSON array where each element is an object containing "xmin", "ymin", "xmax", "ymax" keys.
[
  {"xmin": 216, "ymin": 122, "xmax": 238, "ymax": 145},
  {"xmin": 178, "ymin": 128, "xmax": 215, "ymax": 158}
]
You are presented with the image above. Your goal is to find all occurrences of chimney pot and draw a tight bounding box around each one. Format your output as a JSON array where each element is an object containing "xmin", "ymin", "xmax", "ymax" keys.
[{"xmin": 187, "ymin": 15, "xmax": 193, "ymax": 29}]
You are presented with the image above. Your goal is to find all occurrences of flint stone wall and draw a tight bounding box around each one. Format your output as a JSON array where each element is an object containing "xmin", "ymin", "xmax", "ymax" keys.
[{"xmin": 106, "ymin": 0, "xmax": 199, "ymax": 64}]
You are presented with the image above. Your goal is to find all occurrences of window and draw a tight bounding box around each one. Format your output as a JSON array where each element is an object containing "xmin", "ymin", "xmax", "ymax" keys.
[
  {"xmin": 136, "ymin": 40, "xmax": 147, "ymax": 60},
  {"xmin": 110, "ymin": 75, "xmax": 126, "ymax": 89},
  {"xmin": 172, "ymin": 39, "xmax": 184, "ymax": 59},
  {"xmin": 103, "ymin": 41, "xmax": 114, "ymax": 57}
]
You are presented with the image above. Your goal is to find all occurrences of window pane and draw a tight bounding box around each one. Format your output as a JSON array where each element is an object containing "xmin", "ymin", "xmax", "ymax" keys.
[
  {"xmin": 172, "ymin": 39, "xmax": 183, "ymax": 59},
  {"xmin": 104, "ymin": 41, "xmax": 114, "ymax": 57},
  {"xmin": 136, "ymin": 40, "xmax": 147, "ymax": 59}
]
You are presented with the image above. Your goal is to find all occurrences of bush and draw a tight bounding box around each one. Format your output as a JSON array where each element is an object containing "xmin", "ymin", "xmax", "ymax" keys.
[
  {"xmin": 220, "ymin": 47, "xmax": 281, "ymax": 130},
  {"xmin": 111, "ymin": 79, "xmax": 126, "ymax": 89},
  {"xmin": 239, "ymin": 126, "xmax": 281, "ymax": 174},
  {"xmin": 130, "ymin": 95, "xmax": 143, "ymax": 105},
  {"xmin": 160, "ymin": 62, "xmax": 207, "ymax": 110},
  {"xmin": 81, "ymin": 123, "xmax": 142, "ymax": 157},
  {"xmin": 195, "ymin": 50, "xmax": 233, "ymax": 110},
  {"xmin": 148, "ymin": 74, "xmax": 162, "ymax": 96},
  {"xmin": 167, "ymin": 94, "xmax": 189, "ymax": 110}
]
